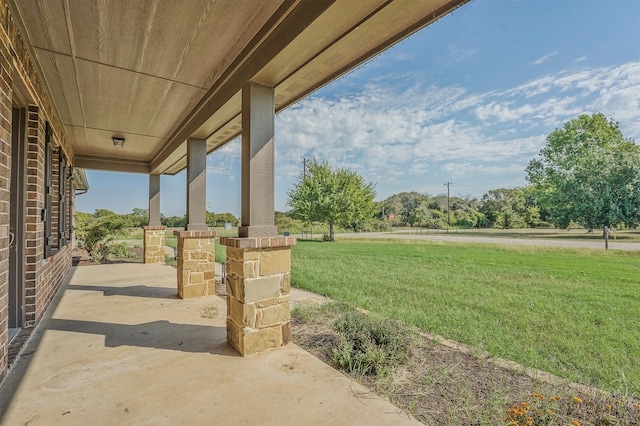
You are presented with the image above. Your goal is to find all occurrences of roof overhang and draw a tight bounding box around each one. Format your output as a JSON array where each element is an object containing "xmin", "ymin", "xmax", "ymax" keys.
[
  {"xmin": 72, "ymin": 167, "xmax": 89, "ymax": 192},
  {"xmin": 9, "ymin": 0, "xmax": 470, "ymax": 176}
]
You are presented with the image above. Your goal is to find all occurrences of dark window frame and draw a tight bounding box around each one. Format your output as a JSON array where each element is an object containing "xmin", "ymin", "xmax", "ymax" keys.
[
  {"xmin": 44, "ymin": 121, "xmax": 53, "ymax": 258},
  {"xmin": 58, "ymin": 150, "xmax": 68, "ymax": 247}
]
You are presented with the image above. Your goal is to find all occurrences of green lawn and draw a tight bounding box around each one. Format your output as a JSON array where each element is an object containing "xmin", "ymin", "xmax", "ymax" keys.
[{"xmin": 291, "ymin": 239, "xmax": 640, "ymax": 396}]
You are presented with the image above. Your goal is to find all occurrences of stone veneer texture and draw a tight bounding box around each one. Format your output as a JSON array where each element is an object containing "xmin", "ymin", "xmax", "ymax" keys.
[
  {"xmin": 221, "ymin": 236, "xmax": 295, "ymax": 356},
  {"xmin": 174, "ymin": 230, "xmax": 216, "ymax": 298}
]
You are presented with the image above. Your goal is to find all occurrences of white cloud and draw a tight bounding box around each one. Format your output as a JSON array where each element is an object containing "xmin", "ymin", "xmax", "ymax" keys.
[
  {"xmin": 271, "ymin": 61, "xmax": 640, "ymax": 200},
  {"xmin": 441, "ymin": 162, "xmax": 526, "ymax": 177},
  {"xmin": 533, "ymin": 51, "xmax": 558, "ymax": 65}
]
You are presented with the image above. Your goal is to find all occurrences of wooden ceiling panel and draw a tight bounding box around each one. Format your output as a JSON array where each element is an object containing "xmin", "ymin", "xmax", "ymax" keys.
[
  {"xmin": 69, "ymin": 0, "xmax": 157, "ymax": 72},
  {"xmin": 150, "ymin": 0, "xmax": 284, "ymax": 89},
  {"xmin": 14, "ymin": 0, "xmax": 71, "ymax": 55},
  {"xmin": 76, "ymin": 59, "xmax": 205, "ymax": 138},
  {"xmin": 64, "ymin": 125, "xmax": 89, "ymax": 154},
  {"xmin": 8, "ymin": 0, "xmax": 469, "ymax": 175},
  {"xmin": 191, "ymin": 92, "xmax": 241, "ymax": 140},
  {"xmin": 252, "ymin": 1, "xmax": 386, "ymax": 87},
  {"xmin": 83, "ymin": 128, "xmax": 165, "ymax": 161},
  {"xmin": 33, "ymin": 49, "xmax": 83, "ymax": 126}
]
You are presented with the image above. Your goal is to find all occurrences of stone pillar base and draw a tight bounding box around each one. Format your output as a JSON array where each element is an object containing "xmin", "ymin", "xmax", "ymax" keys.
[
  {"xmin": 143, "ymin": 226, "xmax": 166, "ymax": 264},
  {"xmin": 221, "ymin": 236, "xmax": 296, "ymax": 356},
  {"xmin": 174, "ymin": 230, "xmax": 217, "ymax": 298}
]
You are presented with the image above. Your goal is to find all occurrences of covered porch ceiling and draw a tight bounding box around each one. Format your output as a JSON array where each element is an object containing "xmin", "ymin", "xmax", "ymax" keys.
[{"xmin": 9, "ymin": 0, "xmax": 469, "ymax": 176}]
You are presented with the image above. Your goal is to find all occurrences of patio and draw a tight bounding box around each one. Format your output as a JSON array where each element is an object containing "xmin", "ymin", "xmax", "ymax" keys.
[{"xmin": 0, "ymin": 263, "xmax": 419, "ymax": 425}]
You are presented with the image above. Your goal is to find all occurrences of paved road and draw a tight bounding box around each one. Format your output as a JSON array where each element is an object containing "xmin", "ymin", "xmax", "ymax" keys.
[{"xmin": 338, "ymin": 232, "xmax": 640, "ymax": 251}]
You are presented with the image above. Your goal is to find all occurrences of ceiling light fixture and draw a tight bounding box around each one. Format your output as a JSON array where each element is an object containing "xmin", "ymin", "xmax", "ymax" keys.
[{"xmin": 112, "ymin": 137, "xmax": 125, "ymax": 148}]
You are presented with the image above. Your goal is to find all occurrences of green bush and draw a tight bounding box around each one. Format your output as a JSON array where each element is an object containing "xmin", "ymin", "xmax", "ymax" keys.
[
  {"xmin": 332, "ymin": 310, "xmax": 413, "ymax": 378},
  {"xmin": 75, "ymin": 210, "xmax": 134, "ymax": 261}
]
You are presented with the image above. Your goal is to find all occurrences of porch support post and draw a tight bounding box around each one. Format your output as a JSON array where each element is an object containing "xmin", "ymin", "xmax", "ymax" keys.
[
  {"xmin": 173, "ymin": 137, "xmax": 216, "ymax": 298},
  {"xmin": 186, "ymin": 137, "xmax": 207, "ymax": 231},
  {"xmin": 149, "ymin": 174, "xmax": 161, "ymax": 226},
  {"xmin": 223, "ymin": 81, "xmax": 295, "ymax": 356},
  {"xmin": 143, "ymin": 173, "xmax": 165, "ymax": 264},
  {"xmin": 239, "ymin": 82, "xmax": 277, "ymax": 238}
]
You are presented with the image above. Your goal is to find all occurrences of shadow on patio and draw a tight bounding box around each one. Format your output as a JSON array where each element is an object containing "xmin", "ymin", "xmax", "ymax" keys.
[{"xmin": 0, "ymin": 263, "xmax": 419, "ymax": 425}]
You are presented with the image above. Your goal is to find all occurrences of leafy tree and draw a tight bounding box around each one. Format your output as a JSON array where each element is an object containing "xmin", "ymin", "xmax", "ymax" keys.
[
  {"xmin": 481, "ymin": 188, "xmax": 530, "ymax": 229},
  {"xmin": 205, "ymin": 211, "xmax": 239, "ymax": 227},
  {"xmin": 161, "ymin": 215, "xmax": 186, "ymax": 228},
  {"xmin": 75, "ymin": 210, "xmax": 131, "ymax": 261},
  {"xmin": 402, "ymin": 196, "xmax": 430, "ymax": 228},
  {"xmin": 287, "ymin": 160, "xmax": 376, "ymax": 241},
  {"xmin": 122, "ymin": 208, "xmax": 148, "ymax": 227},
  {"xmin": 526, "ymin": 113, "xmax": 640, "ymax": 230}
]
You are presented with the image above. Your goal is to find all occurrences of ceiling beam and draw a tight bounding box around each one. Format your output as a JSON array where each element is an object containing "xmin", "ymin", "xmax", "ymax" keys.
[
  {"xmin": 74, "ymin": 154, "xmax": 150, "ymax": 174},
  {"xmin": 150, "ymin": 0, "xmax": 336, "ymax": 174}
]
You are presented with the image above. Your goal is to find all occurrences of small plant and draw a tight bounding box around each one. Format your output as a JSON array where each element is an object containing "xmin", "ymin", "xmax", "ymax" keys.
[
  {"xmin": 502, "ymin": 386, "xmax": 640, "ymax": 426},
  {"xmin": 332, "ymin": 310, "xmax": 413, "ymax": 378},
  {"xmin": 94, "ymin": 240, "xmax": 133, "ymax": 262}
]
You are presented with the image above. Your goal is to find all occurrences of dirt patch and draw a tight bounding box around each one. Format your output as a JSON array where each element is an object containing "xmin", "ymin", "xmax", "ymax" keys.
[{"xmin": 291, "ymin": 303, "xmax": 640, "ymax": 426}]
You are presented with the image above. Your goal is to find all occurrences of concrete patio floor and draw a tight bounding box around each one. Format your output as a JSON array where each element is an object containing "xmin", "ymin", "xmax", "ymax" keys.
[{"xmin": 0, "ymin": 263, "xmax": 418, "ymax": 425}]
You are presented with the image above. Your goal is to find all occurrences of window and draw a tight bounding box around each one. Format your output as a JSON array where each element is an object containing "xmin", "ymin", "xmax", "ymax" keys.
[
  {"xmin": 58, "ymin": 151, "xmax": 68, "ymax": 247},
  {"xmin": 44, "ymin": 122, "xmax": 71, "ymax": 256}
]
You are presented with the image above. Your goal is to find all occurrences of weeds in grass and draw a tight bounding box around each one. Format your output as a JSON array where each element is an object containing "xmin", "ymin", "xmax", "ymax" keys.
[
  {"xmin": 502, "ymin": 382, "xmax": 640, "ymax": 426},
  {"xmin": 292, "ymin": 302, "xmax": 640, "ymax": 426},
  {"xmin": 291, "ymin": 240, "xmax": 640, "ymax": 396},
  {"xmin": 332, "ymin": 310, "xmax": 414, "ymax": 378}
]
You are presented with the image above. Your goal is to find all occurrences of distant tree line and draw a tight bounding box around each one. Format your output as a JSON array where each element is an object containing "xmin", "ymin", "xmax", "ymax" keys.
[
  {"xmin": 76, "ymin": 208, "xmax": 240, "ymax": 230},
  {"xmin": 284, "ymin": 114, "xmax": 640, "ymax": 234},
  {"xmin": 77, "ymin": 114, "xmax": 640, "ymax": 237}
]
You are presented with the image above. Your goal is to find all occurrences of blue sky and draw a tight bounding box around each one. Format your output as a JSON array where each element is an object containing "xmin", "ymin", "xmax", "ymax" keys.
[{"xmin": 78, "ymin": 0, "xmax": 640, "ymax": 218}]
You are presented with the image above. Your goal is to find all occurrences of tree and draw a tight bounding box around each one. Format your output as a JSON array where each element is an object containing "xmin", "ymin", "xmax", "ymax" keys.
[
  {"xmin": 402, "ymin": 196, "xmax": 430, "ymax": 228},
  {"xmin": 75, "ymin": 210, "xmax": 132, "ymax": 261},
  {"xmin": 287, "ymin": 160, "xmax": 376, "ymax": 241},
  {"xmin": 480, "ymin": 187, "xmax": 541, "ymax": 229},
  {"xmin": 526, "ymin": 113, "xmax": 640, "ymax": 230},
  {"xmin": 205, "ymin": 211, "xmax": 239, "ymax": 227},
  {"xmin": 161, "ymin": 215, "xmax": 186, "ymax": 228}
]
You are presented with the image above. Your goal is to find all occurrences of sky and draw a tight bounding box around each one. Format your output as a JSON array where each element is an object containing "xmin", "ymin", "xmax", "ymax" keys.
[{"xmin": 77, "ymin": 0, "xmax": 640, "ymax": 218}]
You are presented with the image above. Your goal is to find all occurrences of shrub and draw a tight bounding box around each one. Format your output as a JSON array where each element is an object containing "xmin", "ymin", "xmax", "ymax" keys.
[
  {"xmin": 332, "ymin": 310, "xmax": 413, "ymax": 377},
  {"xmin": 75, "ymin": 210, "xmax": 133, "ymax": 261}
]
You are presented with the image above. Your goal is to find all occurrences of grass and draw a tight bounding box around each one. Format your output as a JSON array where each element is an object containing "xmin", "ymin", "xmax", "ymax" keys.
[
  {"xmin": 393, "ymin": 227, "xmax": 640, "ymax": 242},
  {"xmin": 114, "ymin": 227, "xmax": 232, "ymax": 263},
  {"xmin": 292, "ymin": 302, "xmax": 640, "ymax": 425},
  {"xmin": 291, "ymin": 239, "xmax": 640, "ymax": 396}
]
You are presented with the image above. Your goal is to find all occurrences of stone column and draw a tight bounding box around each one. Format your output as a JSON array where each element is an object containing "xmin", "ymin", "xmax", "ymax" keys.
[
  {"xmin": 239, "ymin": 82, "xmax": 277, "ymax": 238},
  {"xmin": 143, "ymin": 174, "xmax": 165, "ymax": 264},
  {"xmin": 143, "ymin": 226, "xmax": 166, "ymax": 264},
  {"xmin": 221, "ymin": 236, "xmax": 296, "ymax": 356},
  {"xmin": 174, "ymin": 230, "xmax": 217, "ymax": 299}
]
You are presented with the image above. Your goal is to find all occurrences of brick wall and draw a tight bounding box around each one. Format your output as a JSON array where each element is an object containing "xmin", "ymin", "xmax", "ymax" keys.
[
  {"xmin": 0, "ymin": 0, "xmax": 77, "ymax": 381},
  {"xmin": 0, "ymin": 31, "xmax": 12, "ymax": 383}
]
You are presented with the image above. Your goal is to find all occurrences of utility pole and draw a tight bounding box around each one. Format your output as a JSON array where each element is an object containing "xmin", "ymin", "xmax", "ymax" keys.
[
  {"xmin": 445, "ymin": 181, "xmax": 451, "ymax": 232},
  {"xmin": 303, "ymin": 158, "xmax": 308, "ymax": 178}
]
